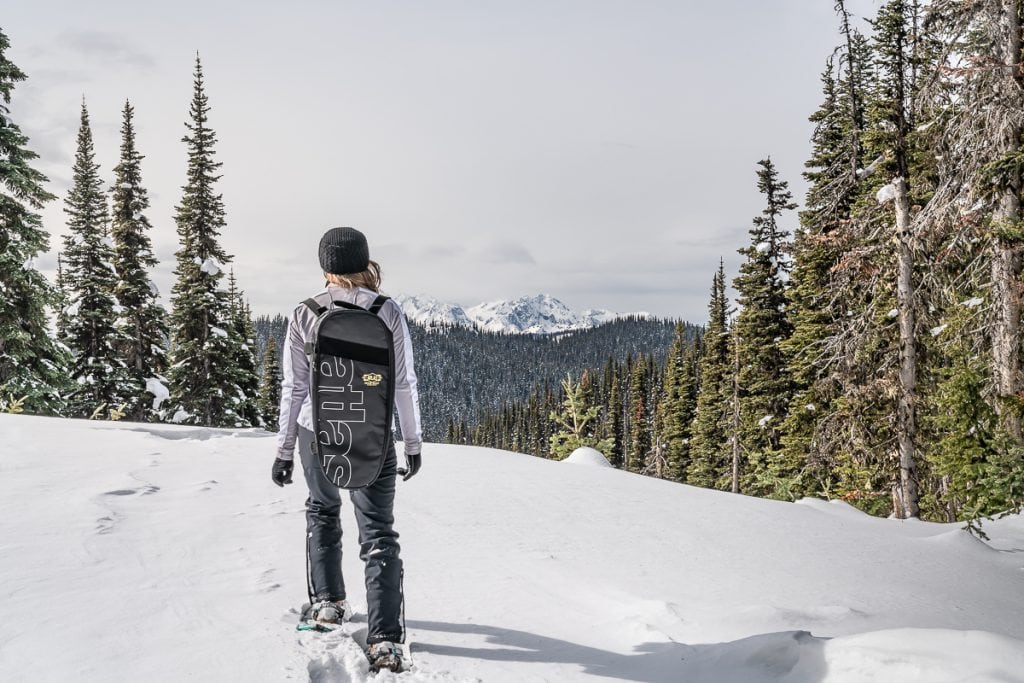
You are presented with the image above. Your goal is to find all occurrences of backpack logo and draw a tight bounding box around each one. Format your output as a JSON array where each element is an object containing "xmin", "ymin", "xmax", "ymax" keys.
[{"xmin": 362, "ymin": 372, "xmax": 383, "ymax": 387}]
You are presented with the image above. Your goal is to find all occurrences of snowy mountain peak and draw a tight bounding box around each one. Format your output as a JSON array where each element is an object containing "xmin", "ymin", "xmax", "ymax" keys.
[
  {"xmin": 395, "ymin": 293, "xmax": 646, "ymax": 334},
  {"xmin": 466, "ymin": 294, "xmax": 584, "ymax": 334},
  {"xmin": 393, "ymin": 294, "xmax": 472, "ymax": 328}
]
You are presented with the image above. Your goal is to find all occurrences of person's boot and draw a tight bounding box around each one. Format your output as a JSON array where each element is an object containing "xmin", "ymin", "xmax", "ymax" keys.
[
  {"xmin": 309, "ymin": 599, "xmax": 349, "ymax": 624},
  {"xmin": 366, "ymin": 641, "xmax": 404, "ymax": 673}
]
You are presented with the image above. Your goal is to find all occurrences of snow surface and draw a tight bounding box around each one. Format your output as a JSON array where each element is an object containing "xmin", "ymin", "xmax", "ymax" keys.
[
  {"xmin": 563, "ymin": 446, "xmax": 612, "ymax": 467},
  {"xmin": 1, "ymin": 414, "xmax": 1023, "ymax": 682}
]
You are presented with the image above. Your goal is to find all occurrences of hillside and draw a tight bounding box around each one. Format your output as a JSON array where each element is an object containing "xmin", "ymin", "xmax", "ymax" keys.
[
  {"xmin": 255, "ymin": 315, "xmax": 690, "ymax": 441},
  {"xmin": 1, "ymin": 414, "xmax": 1023, "ymax": 682}
]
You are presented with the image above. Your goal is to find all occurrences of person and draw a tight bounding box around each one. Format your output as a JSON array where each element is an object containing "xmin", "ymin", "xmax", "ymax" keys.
[{"xmin": 271, "ymin": 226, "xmax": 422, "ymax": 672}]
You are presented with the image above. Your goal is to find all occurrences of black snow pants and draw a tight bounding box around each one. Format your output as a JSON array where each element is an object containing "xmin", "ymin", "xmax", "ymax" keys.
[{"xmin": 297, "ymin": 425, "xmax": 405, "ymax": 644}]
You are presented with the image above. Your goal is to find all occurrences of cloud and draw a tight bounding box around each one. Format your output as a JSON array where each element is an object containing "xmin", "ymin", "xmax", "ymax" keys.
[
  {"xmin": 421, "ymin": 244, "xmax": 466, "ymax": 261},
  {"xmin": 51, "ymin": 31, "xmax": 156, "ymax": 71},
  {"xmin": 477, "ymin": 242, "xmax": 535, "ymax": 265}
]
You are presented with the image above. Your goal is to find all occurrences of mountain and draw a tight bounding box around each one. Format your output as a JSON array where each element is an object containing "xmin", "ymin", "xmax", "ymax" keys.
[
  {"xmin": 394, "ymin": 293, "xmax": 648, "ymax": 334},
  {"xmin": 391, "ymin": 294, "xmax": 472, "ymax": 328},
  {"xmin": 3, "ymin": 413, "xmax": 1023, "ymax": 681}
]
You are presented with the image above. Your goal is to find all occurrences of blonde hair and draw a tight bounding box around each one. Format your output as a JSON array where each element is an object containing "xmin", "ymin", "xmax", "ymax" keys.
[{"xmin": 324, "ymin": 260, "xmax": 382, "ymax": 292}]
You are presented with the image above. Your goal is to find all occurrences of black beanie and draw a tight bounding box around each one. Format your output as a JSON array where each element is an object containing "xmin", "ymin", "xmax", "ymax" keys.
[{"xmin": 319, "ymin": 227, "xmax": 370, "ymax": 275}]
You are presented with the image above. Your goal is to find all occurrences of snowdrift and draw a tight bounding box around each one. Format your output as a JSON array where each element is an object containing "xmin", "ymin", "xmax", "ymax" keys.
[{"xmin": 1, "ymin": 414, "xmax": 1023, "ymax": 682}]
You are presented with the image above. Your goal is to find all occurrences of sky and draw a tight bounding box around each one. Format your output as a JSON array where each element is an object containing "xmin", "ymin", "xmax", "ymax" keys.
[{"xmin": 5, "ymin": 0, "xmax": 877, "ymax": 322}]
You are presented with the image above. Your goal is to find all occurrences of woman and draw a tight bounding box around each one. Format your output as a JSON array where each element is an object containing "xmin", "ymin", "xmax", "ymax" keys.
[{"xmin": 271, "ymin": 226, "xmax": 422, "ymax": 673}]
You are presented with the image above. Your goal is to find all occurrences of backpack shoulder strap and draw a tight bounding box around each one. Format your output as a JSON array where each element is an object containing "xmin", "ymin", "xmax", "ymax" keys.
[
  {"xmin": 302, "ymin": 298, "xmax": 326, "ymax": 316},
  {"xmin": 368, "ymin": 294, "xmax": 390, "ymax": 315}
]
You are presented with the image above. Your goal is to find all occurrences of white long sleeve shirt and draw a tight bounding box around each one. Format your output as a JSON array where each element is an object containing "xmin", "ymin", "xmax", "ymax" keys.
[{"xmin": 275, "ymin": 284, "xmax": 422, "ymax": 460}]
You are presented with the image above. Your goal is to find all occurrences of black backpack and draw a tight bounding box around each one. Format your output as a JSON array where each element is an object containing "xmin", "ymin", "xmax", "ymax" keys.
[{"xmin": 303, "ymin": 294, "xmax": 395, "ymax": 488}]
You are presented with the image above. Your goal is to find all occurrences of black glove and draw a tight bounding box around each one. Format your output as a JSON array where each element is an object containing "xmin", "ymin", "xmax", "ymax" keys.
[
  {"xmin": 272, "ymin": 457, "xmax": 294, "ymax": 487},
  {"xmin": 399, "ymin": 451, "xmax": 421, "ymax": 481}
]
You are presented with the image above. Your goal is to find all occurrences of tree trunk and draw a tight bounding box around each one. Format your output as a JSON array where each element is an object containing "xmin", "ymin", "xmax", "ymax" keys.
[
  {"xmin": 993, "ymin": 0, "xmax": 1024, "ymax": 440},
  {"xmin": 893, "ymin": 177, "xmax": 919, "ymax": 519}
]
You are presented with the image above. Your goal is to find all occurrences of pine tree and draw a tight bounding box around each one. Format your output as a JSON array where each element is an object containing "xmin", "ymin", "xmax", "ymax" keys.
[
  {"xmin": 917, "ymin": 0, "xmax": 1024, "ymax": 523},
  {"xmin": 656, "ymin": 323, "xmax": 696, "ymax": 481},
  {"xmin": 110, "ymin": 100, "xmax": 169, "ymax": 421},
  {"xmin": 778, "ymin": 34, "xmax": 871, "ymax": 500},
  {"xmin": 257, "ymin": 335, "xmax": 281, "ymax": 432},
  {"xmin": 227, "ymin": 272, "xmax": 261, "ymax": 427},
  {"xmin": 0, "ymin": 29, "xmax": 69, "ymax": 413},
  {"xmin": 925, "ymin": 301, "xmax": 1024, "ymax": 523},
  {"xmin": 863, "ymin": 0, "xmax": 930, "ymax": 517},
  {"xmin": 607, "ymin": 370, "xmax": 624, "ymax": 469},
  {"xmin": 62, "ymin": 101, "xmax": 133, "ymax": 417},
  {"xmin": 548, "ymin": 373, "xmax": 613, "ymax": 459},
  {"xmin": 166, "ymin": 56, "xmax": 242, "ymax": 426},
  {"xmin": 54, "ymin": 254, "xmax": 71, "ymax": 339},
  {"xmin": 732, "ymin": 158, "xmax": 796, "ymax": 496},
  {"xmin": 688, "ymin": 262, "xmax": 732, "ymax": 489},
  {"xmin": 627, "ymin": 354, "xmax": 650, "ymax": 473}
]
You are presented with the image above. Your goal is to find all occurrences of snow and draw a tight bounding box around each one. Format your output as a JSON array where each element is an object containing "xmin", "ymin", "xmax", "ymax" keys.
[
  {"xmin": 887, "ymin": 308, "xmax": 898, "ymax": 319},
  {"xmin": 564, "ymin": 446, "xmax": 612, "ymax": 467},
  {"xmin": 200, "ymin": 257, "xmax": 222, "ymax": 276},
  {"xmin": 2, "ymin": 414, "xmax": 1024, "ymax": 682},
  {"xmin": 209, "ymin": 326, "xmax": 228, "ymax": 338},
  {"xmin": 148, "ymin": 280, "xmax": 160, "ymax": 298},
  {"xmin": 963, "ymin": 297, "xmax": 985, "ymax": 309},
  {"xmin": 931, "ymin": 324, "xmax": 949, "ymax": 337},
  {"xmin": 876, "ymin": 182, "xmax": 897, "ymax": 204},
  {"xmin": 758, "ymin": 414, "xmax": 774, "ymax": 428},
  {"xmin": 168, "ymin": 408, "xmax": 191, "ymax": 423},
  {"xmin": 144, "ymin": 377, "xmax": 169, "ymax": 410},
  {"xmin": 755, "ymin": 241, "xmax": 771, "ymax": 254}
]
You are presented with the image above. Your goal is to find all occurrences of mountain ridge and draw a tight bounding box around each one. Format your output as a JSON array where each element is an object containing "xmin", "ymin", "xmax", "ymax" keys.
[{"xmin": 394, "ymin": 292, "xmax": 650, "ymax": 334}]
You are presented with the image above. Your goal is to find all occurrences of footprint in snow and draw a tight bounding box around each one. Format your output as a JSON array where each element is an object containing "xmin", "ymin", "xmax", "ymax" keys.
[{"xmin": 103, "ymin": 484, "xmax": 160, "ymax": 497}]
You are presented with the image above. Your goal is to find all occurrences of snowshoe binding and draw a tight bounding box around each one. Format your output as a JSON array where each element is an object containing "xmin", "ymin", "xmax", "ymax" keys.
[
  {"xmin": 297, "ymin": 599, "xmax": 350, "ymax": 631},
  {"xmin": 366, "ymin": 641, "xmax": 405, "ymax": 673},
  {"xmin": 310, "ymin": 599, "xmax": 349, "ymax": 624}
]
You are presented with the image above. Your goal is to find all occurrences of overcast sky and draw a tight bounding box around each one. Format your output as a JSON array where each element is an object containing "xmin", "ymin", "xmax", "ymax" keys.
[{"xmin": 6, "ymin": 0, "xmax": 877, "ymax": 321}]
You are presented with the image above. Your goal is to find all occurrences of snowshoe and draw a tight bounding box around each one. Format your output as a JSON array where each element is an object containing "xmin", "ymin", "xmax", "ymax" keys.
[
  {"xmin": 296, "ymin": 599, "xmax": 350, "ymax": 631},
  {"xmin": 366, "ymin": 641, "xmax": 405, "ymax": 673},
  {"xmin": 310, "ymin": 599, "xmax": 350, "ymax": 624}
]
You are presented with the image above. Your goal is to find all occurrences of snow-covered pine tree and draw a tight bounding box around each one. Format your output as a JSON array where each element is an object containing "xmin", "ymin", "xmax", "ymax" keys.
[
  {"xmin": 167, "ymin": 56, "xmax": 243, "ymax": 427},
  {"xmin": 226, "ymin": 271, "xmax": 260, "ymax": 427},
  {"xmin": 0, "ymin": 28, "xmax": 69, "ymax": 413},
  {"xmin": 732, "ymin": 158, "xmax": 796, "ymax": 497},
  {"xmin": 110, "ymin": 100, "xmax": 168, "ymax": 421},
  {"xmin": 62, "ymin": 101, "xmax": 133, "ymax": 418},
  {"xmin": 257, "ymin": 335, "xmax": 281, "ymax": 432},
  {"xmin": 687, "ymin": 262, "xmax": 732, "ymax": 489}
]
